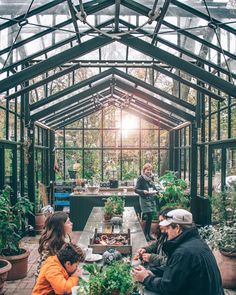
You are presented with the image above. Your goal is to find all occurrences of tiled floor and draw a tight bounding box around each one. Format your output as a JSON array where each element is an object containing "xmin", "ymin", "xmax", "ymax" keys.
[{"xmin": 2, "ymin": 232, "xmax": 236, "ymax": 295}]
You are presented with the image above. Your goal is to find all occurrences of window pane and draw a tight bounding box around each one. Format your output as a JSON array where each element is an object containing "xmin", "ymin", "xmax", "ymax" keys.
[
  {"xmin": 103, "ymin": 150, "xmax": 120, "ymax": 180},
  {"xmin": 84, "ymin": 150, "xmax": 101, "ymax": 180},
  {"xmin": 141, "ymin": 130, "xmax": 158, "ymax": 148},
  {"xmin": 103, "ymin": 130, "xmax": 120, "ymax": 148},
  {"xmin": 84, "ymin": 130, "xmax": 101, "ymax": 147},
  {"xmin": 65, "ymin": 130, "xmax": 82, "ymax": 148},
  {"xmin": 122, "ymin": 150, "xmax": 139, "ymax": 180}
]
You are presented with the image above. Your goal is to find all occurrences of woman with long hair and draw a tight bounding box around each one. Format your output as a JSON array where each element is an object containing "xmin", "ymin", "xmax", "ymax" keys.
[{"xmin": 35, "ymin": 211, "xmax": 73, "ymax": 277}]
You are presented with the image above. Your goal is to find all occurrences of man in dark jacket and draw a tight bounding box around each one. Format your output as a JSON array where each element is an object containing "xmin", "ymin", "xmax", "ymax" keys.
[{"xmin": 132, "ymin": 209, "xmax": 224, "ymax": 295}]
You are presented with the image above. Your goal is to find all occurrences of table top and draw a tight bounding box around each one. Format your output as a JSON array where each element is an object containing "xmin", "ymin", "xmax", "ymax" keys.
[
  {"xmin": 77, "ymin": 207, "xmax": 155, "ymax": 295},
  {"xmin": 78, "ymin": 207, "xmax": 147, "ymax": 254}
]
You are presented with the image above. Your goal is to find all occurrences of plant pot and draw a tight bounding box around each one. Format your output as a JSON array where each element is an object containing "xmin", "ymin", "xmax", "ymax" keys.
[
  {"xmin": 104, "ymin": 214, "xmax": 112, "ymax": 221},
  {"xmin": 0, "ymin": 259, "xmax": 12, "ymax": 294},
  {"xmin": 214, "ymin": 249, "xmax": 236, "ymax": 289},
  {"xmin": 0, "ymin": 249, "xmax": 30, "ymax": 281},
  {"xmin": 35, "ymin": 212, "xmax": 46, "ymax": 234}
]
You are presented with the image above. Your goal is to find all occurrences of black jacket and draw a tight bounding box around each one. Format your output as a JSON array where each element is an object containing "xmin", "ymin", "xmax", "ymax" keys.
[{"xmin": 143, "ymin": 228, "xmax": 224, "ymax": 295}]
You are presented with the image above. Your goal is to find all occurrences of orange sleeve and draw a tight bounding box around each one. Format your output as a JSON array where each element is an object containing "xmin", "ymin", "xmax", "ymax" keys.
[{"xmin": 44, "ymin": 264, "xmax": 78, "ymax": 294}]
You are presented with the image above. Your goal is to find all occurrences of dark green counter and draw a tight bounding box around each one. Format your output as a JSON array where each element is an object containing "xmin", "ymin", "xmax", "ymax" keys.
[{"xmin": 70, "ymin": 193, "xmax": 141, "ymax": 230}]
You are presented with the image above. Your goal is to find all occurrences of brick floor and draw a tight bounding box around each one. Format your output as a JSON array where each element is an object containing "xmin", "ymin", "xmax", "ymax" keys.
[{"xmin": 2, "ymin": 232, "xmax": 236, "ymax": 295}]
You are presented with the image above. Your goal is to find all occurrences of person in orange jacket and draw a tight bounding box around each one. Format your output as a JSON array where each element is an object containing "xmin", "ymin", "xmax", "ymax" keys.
[{"xmin": 32, "ymin": 243, "xmax": 84, "ymax": 295}]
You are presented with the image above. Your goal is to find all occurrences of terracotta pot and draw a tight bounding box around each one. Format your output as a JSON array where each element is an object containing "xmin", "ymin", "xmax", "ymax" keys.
[
  {"xmin": 35, "ymin": 212, "xmax": 46, "ymax": 234},
  {"xmin": 0, "ymin": 259, "xmax": 12, "ymax": 294},
  {"xmin": 214, "ymin": 249, "xmax": 236, "ymax": 289},
  {"xmin": 0, "ymin": 249, "xmax": 30, "ymax": 281}
]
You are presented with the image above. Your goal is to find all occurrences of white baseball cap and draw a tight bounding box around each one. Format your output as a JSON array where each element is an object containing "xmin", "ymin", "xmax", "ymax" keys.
[{"xmin": 159, "ymin": 209, "xmax": 192, "ymax": 226}]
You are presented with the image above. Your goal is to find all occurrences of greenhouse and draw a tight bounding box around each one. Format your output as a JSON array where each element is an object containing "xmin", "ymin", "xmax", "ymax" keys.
[{"xmin": 0, "ymin": 0, "xmax": 236, "ymax": 294}]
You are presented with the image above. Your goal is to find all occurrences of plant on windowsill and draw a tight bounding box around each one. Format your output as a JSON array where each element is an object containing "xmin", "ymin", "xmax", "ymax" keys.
[{"xmin": 0, "ymin": 185, "xmax": 33, "ymax": 280}]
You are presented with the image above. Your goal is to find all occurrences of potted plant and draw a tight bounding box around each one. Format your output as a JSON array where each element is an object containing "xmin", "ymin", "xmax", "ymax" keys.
[
  {"xmin": 199, "ymin": 224, "xmax": 236, "ymax": 288},
  {"xmin": 0, "ymin": 259, "xmax": 12, "ymax": 293},
  {"xmin": 158, "ymin": 171, "xmax": 189, "ymax": 209},
  {"xmin": 104, "ymin": 195, "xmax": 125, "ymax": 221},
  {"xmin": 76, "ymin": 261, "xmax": 138, "ymax": 295},
  {"xmin": 0, "ymin": 186, "xmax": 33, "ymax": 280}
]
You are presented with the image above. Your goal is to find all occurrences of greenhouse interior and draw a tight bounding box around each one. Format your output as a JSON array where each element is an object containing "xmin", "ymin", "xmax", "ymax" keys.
[{"xmin": 0, "ymin": 0, "xmax": 236, "ymax": 294}]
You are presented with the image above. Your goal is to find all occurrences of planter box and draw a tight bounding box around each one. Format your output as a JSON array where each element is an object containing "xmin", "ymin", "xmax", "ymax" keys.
[{"xmin": 89, "ymin": 228, "xmax": 132, "ymax": 255}]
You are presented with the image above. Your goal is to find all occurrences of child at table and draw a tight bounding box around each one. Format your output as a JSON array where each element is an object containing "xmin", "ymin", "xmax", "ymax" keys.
[{"xmin": 32, "ymin": 243, "xmax": 84, "ymax": 295}]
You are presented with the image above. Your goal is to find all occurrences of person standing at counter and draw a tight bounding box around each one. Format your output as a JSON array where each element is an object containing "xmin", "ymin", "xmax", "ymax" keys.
[{"xmin": 135, "ymin": 163, "xmax": 158, "ymax": 241}]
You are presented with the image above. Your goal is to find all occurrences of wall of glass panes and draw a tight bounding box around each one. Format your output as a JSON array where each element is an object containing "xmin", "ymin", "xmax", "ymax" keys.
[
  {"xmin": 0, "ymin": 94, "xmax": 24, "ymax": 199},
  {"xmin": 55, "ymin": 106, "xmax": 169, "ymax": 181}
]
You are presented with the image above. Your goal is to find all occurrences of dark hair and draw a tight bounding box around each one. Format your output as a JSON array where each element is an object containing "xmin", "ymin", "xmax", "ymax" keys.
[
  {"xmin": 38, "ymin": 212, "xmax": 68, "ymax": 255},
  {"xmin": 169, "ymin": 223, "xmax": 193, "ymax": 231},
  {"xmin": 57, "ymin": 243, "xmax": 85, "ymax": 265},
  {"xmin": 159, "ymin": 207, "xmax": 176, "ymax": 219},
  {"xmin": 156, "ymin": 207, "xmax": 176, "ymax": 239}
]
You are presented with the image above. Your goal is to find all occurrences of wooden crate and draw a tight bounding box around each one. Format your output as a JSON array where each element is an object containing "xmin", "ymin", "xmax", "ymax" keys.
[{"xmin": 89, "ymin": 228, "xmax": 132, "ymax": 255}]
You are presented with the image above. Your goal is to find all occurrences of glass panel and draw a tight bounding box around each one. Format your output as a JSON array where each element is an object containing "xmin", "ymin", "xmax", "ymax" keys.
[
  {"xmin": 122, "ymin": 129, "xmax": 139, "ymax": 148},
  {"xmin": 231, "ymin": 105, "xmax": 236, "ymax": 138},
  {"xmin": 65, "ymin": 130, "xmax": 82, "ymax": 148},
  {"xmin": 160, "ymin": 130, "xmax": 168, "ymax": 147},
  {"xmin": 65, "ymin": 150, "xmax": 83, "ymax": 180},
  {"xmin": 0, "ymin": 108, "xmax": 7, "ymax": 139},
  {"xmin": 8, "ymin": 112, "xmax": 15, "ymax": 140},
  {"xmin": 160, "ymin": 150, "xmax": 168, "ymax": 176},
  {"xmin": 84, "ymin": 130, "xmax": 101, "ymax": 147},
  {"xmin": 5, "ymin": 148, "xmax": 13, "ymax": 187},
  {"xmin": 121, "ymin": 150, "xmax": 139, "ymax": 180},
  {"xmin": 103, "ymin": 107, "xmax": 120, "ymax": 128},
  {"xmin": 55, "ymin": 150, "xmax": 64, "ymax": 181},
  {"xmin": 84, "ymin": 150, "xmax": 101, "ymax": 180},
  {"xmin": 226, "ymin": 148, "xmax": 236, "ymax": 176},
  {"xmin": 103, "ymin": 130, "xmax": 120, "ymax": 148},
  {"xmin": 84, "ymin": 112, "xmax": 101, "ymax": 128},
  {"xmin": 211, "ymin": 114, "xmax": 217, "ymax": 141},
  {"xmin": 141, "ymin": 130, "xmax": 157, "ymax": 148},
  {"xmin": 220, "ymin": 110, "xmax": 228, "ymax": 140},
  {"xmin": 212, "ymin": 149, "xmax": 222, "ymax": 192},
  {"xmin": 103, "ymin": 150, "xmax": 120, "ymax": 181}
]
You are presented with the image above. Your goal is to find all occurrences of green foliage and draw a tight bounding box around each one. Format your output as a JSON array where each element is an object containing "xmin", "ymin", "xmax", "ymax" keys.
[
  {"xmin": 104, "ymin": 194, "xmax": 125, "ymax": 216},
  {"xmin": 122, "ymin": 170, "xmax": 138, "ymax": 181},
  {"xmin": 199, "ymin": 224, "xmax": 236, "ymax": 254},
  {"xmin": 158, "ymin": 171, "xmax": 189, "ymax": 209},
  {"xmin": 77, "ymin": 261, "xmax": 135, "ymax": 295},
  {"xmin": 0, "ymin": 186, "xmax": 33, "ymax": 255},
  {"xmin": 212, "ymin": 191, "xmax": 236, "ymax": 225}
]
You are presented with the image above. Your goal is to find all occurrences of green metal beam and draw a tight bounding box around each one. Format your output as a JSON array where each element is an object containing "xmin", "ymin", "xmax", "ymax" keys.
[
  {"xmin": 45, "ymin": 90, "xmax": 110, "ymax": 125},
  {"xmin": 114, "ymin": 0, "xmax": 121, "ymax": 32},
  {"xmin": 31, "ymin": 80, "xmax": 111, "ymax": 121},
  {"xmin": 75, "ymin": 0, "xmax": 115, "ymax": 15},
  {"xmin": 30, "ymin": 68, "xmax": 113, "ymax": 110},
  {"xmin": 152, "ymin": 65, "xmax": 224, "ymax": 102},
  {"xmin": 119, "ymin": 18, "xmax": 236, "ymax": 80},
  {"xmin": 172, "ymin": 0, "xmax": 236, "ymax": 36},
  {"xmin": 115, "ymin": 79, "xmax": 195, "ymax": 121},
  {"xmin": 0, "ymin": 0, "xmax": 67, "ymax": 31},
  {"xmin": 113, "ymin": 89, "xmax": 181, "ymax": 126},
  {"xmin": 122, "ymin": 0, "xmax": 149, "ymax": 15},
  {"xmin": 162, "ymin": 20, "xmax": 236, "ymax": 62},
  {"xmin": 0, "ymin": 19, "xmax": 73, "ymax": 57},
  {"xmin": 152, "ymin": 0, "xmax": 171, "ymax": 45},
  {"xmin": 119, "ymin": 34, "xmax": 236, "ymax": 97},
  {"xmin": 2, "ymin": 19, "xmax": 114, "ymax": 76},
  {"xmin": 113, "ymin": 68, "xmax": 195, "ymax": 111},
  {"xmin": 0, "ymin": 35, "xmax": 113, "ymax": 93},
  {"xmin": 67, "ymin": 0, "xmax": 81, "ymax": 44}
]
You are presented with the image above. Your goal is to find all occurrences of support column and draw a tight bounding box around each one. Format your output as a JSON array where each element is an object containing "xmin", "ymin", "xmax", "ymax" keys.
[{"xmin": 190, "ymin": 123, "xmax": 198, "ymax": 199}]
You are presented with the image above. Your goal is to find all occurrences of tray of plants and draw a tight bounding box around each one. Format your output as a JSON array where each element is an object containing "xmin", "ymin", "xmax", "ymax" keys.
[{"xmin": 89, "ymin": 228, "xmax": 132, "ymax": 254}]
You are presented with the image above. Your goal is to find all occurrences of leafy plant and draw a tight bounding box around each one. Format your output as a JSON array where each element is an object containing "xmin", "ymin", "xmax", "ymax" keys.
[
  {"xmin": 77, "ymin": 261, "xmax": 136, "ymax": 295},
  {"xmin": 0, "ymin": 186, "xmax": 33, "ymax": 256},
  {"xmin": 199, "ymin": 224, "xmax": 236, "ymax": 254},
  {"xmin": 158, "ymin": 171, "xmax": 189, "ymax": 209},
  {"xmin": 104, "ymin": 194, "xmax": 125, "ymax": 216}
]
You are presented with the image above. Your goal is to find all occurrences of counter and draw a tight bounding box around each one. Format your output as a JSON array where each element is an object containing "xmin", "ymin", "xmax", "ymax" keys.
[{"xmin": 70, "ymin": 192, "xmax": 141, "ymax": 230}]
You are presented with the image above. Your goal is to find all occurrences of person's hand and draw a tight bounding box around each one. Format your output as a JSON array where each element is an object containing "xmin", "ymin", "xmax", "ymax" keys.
[
  {"xmin": 142, "ymin": 253, "xmax": 151, "ymax": 262},
  {"xmin": 143, "ymin": 190, "xmax": 149, "ymax": 194},
  {"xmin": 137, "ymin": 248, "xmax": 146, "ymax": 255},
  {"xmin": 132, "ymin": 265, "xmax": 150, "ymax": 282},
  {"xmin": 71, "ymin": 267, "xmax": 82, "ymax": 278}
]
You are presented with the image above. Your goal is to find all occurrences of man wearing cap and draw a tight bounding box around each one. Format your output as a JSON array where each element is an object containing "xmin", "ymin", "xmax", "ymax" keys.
[{"xmin": 132, "ymin": 209, "xmax": 224, "ymax": 295}]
